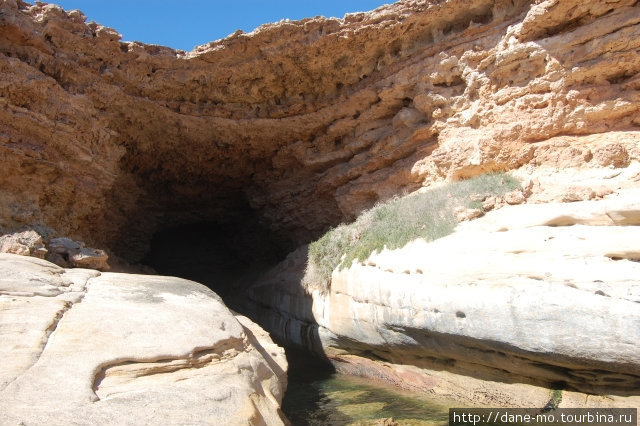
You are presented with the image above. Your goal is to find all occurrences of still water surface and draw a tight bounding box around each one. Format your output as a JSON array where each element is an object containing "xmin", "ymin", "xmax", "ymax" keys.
[{"xmin": 282, "ymin": 365, "xmax": 450, "ymax": 426}]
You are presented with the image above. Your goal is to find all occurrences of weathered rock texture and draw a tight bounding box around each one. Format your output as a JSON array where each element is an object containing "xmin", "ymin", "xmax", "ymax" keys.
[
  {"xmin": 246, "ymin": 179, "xmax": 640, "ymax": 400},
  {"xmin": 0, "ymin": 253, "xmax": 288, "ymax": 425},
  {"xmin": 2, "ymin": 0, "xmax": 640, "ymax": 410},
  {"xmin": 0, "ymin": 229, "xmax": 110, "ymax": 270},
  {"xmin": 0, "ymin": 229, "xmax": 46, "ymax": 258},
  {"xmin": 0, "ymin": 0, "xmax": 638, "ymax": 260}
]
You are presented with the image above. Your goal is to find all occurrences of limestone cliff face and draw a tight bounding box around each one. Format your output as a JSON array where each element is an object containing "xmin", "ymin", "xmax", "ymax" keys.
[{"xmin": 1, "ymin": 0, "xmax": 638, "ymax": 259}]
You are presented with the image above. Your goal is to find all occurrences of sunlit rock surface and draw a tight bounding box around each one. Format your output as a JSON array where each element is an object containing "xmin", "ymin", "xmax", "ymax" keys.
[
  {"xmin": 247, "ymin": 175, "xmax": 640, "ymax": 404},
  {"xmin": 0, "ymin": 254, "xmax": 288, "ymax": 425},
  {"xmin": 1, "ymin": 0, "xmax": 640, "ymax": 414},
  {"xmin": 0, "ymin": 0, "xmax": 638, "ymax": 259}
]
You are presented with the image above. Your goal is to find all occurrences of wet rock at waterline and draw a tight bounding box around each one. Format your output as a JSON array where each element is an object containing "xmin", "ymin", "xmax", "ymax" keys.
[{"xmin": 0, "ymin": 254, "xmax": 288, "ymax": 425}]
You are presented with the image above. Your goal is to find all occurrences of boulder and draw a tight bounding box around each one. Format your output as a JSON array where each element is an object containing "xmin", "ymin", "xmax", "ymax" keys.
[
  {"xmin": 46, "ymin": 237, "xmax": 110, "ymax": 271},
  {"xmin": 503, "ymin": 190, "xmax": 526, "ymax": 205},
  {"xmin": 0, "ymin": 254, "xmax": 288, "ymax": 425},
  {"xmin": 0, "ymin": 230, "xmax": 47, "ymax": 259},
  {"xmin": 0, "ymin": 231, "xmax": 111, "ymax": 271},
  {"xmin": 453, "ymin": 206, "xmax": 484, "ymax": 221},
  {"xmin": 593, "ymin": 143, "xmax": 630, "ymax": 168}
]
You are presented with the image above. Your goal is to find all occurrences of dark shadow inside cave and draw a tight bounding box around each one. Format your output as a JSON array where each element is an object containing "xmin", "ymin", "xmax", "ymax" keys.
[{"xmin": 142, "ymin": 220, "xmax": 286, "ymax": 311}]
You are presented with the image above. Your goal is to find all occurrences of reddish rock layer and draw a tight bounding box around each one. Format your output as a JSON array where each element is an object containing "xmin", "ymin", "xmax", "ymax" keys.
[{"xmin": 0, "ymin": 0, "xmax": 638, "ymax": 258}]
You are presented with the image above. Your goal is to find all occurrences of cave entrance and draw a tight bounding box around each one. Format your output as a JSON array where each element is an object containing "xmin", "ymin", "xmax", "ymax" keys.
[{"xmin": 142, "ymin": 220, "xmax": 286, "ymax": 311}]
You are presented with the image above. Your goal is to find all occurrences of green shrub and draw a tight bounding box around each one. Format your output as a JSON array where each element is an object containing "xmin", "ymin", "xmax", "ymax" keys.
[{"xmin": 306, "ymin": 172, "xmax": 520, "ymax": 290}]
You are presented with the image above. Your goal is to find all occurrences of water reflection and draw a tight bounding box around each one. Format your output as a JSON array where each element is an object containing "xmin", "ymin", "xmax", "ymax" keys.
[{"xmin": 283, "ymin": 357, "xmax": 450, "ymax": 426}]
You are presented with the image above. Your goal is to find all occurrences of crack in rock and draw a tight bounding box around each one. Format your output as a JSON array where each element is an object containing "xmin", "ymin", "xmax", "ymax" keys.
[
  {"xmin": 92, "ymin": 337, "xmax": 248, "ymax": 400},
  {"xmin": 0, "ymin": 271, "xmax": 98, "ymax": 394}
]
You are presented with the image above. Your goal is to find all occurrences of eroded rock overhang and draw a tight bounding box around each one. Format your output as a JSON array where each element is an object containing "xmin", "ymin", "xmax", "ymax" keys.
[{"xmin": 0, "ymin": 0, "xmax": 639, "ymax": 260}]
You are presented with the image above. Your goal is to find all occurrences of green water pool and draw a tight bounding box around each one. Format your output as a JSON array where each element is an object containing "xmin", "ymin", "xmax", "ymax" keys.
[{"xmin": 282, "ymin": 367, "xmax": 450, "ymax": 426}]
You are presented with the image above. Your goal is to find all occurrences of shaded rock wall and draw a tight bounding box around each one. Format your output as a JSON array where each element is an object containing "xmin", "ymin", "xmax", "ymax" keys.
[{"xmin": 1, "ymin": 0, "xmax": 638, "ymax": 260}]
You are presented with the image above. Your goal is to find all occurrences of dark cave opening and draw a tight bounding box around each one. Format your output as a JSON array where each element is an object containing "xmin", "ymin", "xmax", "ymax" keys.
[
  {"xmin": 140, "ymin": 217, "xmax": 350, "ymax": 425},
  {"xmin": 142, "ymin": 219, "xmax": 287, "ymax": 311}
]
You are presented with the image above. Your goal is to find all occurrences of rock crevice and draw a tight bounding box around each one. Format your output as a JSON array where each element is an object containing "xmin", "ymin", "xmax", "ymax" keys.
[{"xmin": 92, "ymin": 336, "xmax": 249, "ymax": 400}]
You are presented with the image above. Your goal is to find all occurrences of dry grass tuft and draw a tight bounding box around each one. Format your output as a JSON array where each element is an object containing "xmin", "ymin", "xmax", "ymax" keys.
[{"xmin": 305, "ymin": 172, "xmax": 520, "ymax": 291}]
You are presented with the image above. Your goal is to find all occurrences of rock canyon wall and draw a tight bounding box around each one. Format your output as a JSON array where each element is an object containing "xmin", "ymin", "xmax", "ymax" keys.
[
  {"xmin": 247, "ymin": 178, "xmax": 640, "ymax": 404},
  {"xmin": 1, "ymin": 0, "xmax": 638, "ymax": 261},
  {"xmin": 1, "ymin": 0, "xmax": 640, "ymax": 417}
]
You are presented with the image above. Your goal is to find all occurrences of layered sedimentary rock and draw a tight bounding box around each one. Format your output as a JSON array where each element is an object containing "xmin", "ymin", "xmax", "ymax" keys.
[
  {"xmin": 0, "ymin": 253, "xmax": 288, "ymax": 425},
  {"xmin": 1, "ymin": 0, "xmax": 640, "ymax": 411},
  {"xmin": 246, "ymin": 169, "xmax": 640, "ymax": 402},
  {"xmin": 0, "ymin": 0, "xmax": 638, "ymax": 260}
]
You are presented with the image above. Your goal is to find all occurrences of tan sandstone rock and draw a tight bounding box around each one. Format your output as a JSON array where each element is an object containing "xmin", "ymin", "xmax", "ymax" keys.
[
  {"xmin": 46, "ymin": 236, "xmax": 110, "ymax": 271},
  {"xmin": 0, "ymin": 0, "xmax": 638, "ymax": 260},
  {"xmin": 0, "ymin": 229, "xmax": 46, "ymax": 258},
  {"xmin": 503, "ymin": 190, "xmax": 526, "ymax": 205},
  {"xmin": 593, "ymin": 143, "xmax": 631, "ymax": 168},
  {"xmin": 0, "ymin": 230, "xmax": 111, "ymax": 271},
  {"xmin": 1, "ymin": 0, "xmax": 640, "ymax": 414},
  {"xmin": 0, "ymin": 253, "xmax": 288, "ymax": 425}
]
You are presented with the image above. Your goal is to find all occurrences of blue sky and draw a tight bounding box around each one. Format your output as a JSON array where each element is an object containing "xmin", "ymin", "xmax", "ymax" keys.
[{"xmin": 51, "ymin": 1, "xmax": 389, "ymax": 51}]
